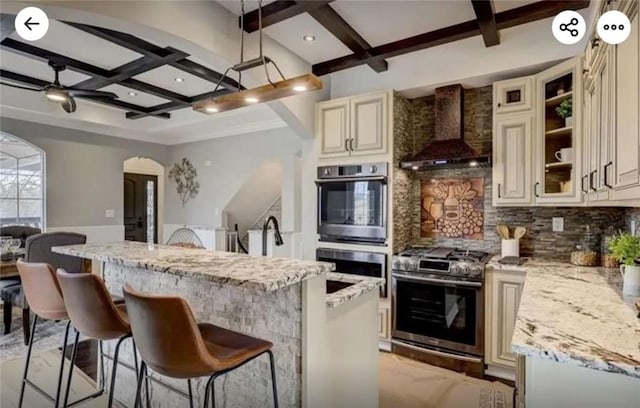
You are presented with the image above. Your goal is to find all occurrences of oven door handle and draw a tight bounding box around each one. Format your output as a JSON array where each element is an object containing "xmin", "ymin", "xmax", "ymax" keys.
[
  {"xmin": 393, "ymin": 273, "xmax": 482, "ymax": 287},
  {"xmin": 315, "ymin": 176, "xmax": 388, "ymax": 184}
]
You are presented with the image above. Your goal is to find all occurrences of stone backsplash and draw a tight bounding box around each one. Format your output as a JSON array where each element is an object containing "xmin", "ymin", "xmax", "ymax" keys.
[{"xmin": 392, "ymin": 85, "xmax": 631, "ymax": 260}]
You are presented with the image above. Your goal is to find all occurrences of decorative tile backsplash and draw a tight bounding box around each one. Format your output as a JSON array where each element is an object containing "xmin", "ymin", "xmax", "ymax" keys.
[{"xmin": 392, "ymin": 85, "xmax": 632, "ymax": 260}]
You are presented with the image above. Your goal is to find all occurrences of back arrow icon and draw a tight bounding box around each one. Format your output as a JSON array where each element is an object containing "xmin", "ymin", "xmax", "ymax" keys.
[{"xmin": 24, "ymin": 16, "xmax": 40, "ymax": 31}]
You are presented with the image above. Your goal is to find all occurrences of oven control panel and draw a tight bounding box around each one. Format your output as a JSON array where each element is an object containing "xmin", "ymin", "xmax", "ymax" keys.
[{"xmin": 392, "ymin": 256, "xmax": 485, "ymax": 280}]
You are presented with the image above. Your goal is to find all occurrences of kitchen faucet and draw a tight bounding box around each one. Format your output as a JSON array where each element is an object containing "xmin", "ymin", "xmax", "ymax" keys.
[{"xmin": 262, "ymin": 216, "xmax": 284, "ymax": 256}]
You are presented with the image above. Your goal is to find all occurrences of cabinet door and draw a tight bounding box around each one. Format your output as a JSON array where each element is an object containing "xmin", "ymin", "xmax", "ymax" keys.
[
  {"xmin": 596, "ymin": 47, "xmax": 614, "ymax": 200},
  {"xmin": 486, "ymin": 270, "xmax": 525, "ymax": 368},
  {"xmin": 535, "ymin": 57, "xmax": 583, "ymax": 204},
  {"xmin": 317, "ymin": 100, "xmax": 350, "ymax": 158},
  {"xmin": 493, "ymin": 115, "xmax": 534, "ymax": 205},
  {"xmin": 494, "ymin": 77, "xmax": 534, "ymax": 114},
  {"xmin": 613, "ymin": 11, "xmax": 640, "ymax": 197},
  {"xmin": 350, "ymin": 92, "xmax": 388, "ymax": 156}
]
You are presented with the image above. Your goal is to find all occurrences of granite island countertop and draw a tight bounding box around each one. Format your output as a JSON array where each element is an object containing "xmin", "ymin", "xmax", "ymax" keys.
[
  {"xmin": 53, "ymin": 241, "xmax": 335, "ymax": 292},
  {"xmin": 325, "ymin": 272, "xmax": 384, "ymax": 308},
  {"xmin": 488, "ymin": 257, "xmax": 640, "ymax": 378}
]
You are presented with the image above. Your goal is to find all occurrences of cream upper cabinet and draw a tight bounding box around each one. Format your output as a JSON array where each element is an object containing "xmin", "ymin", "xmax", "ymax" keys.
[
  {"xmin": 493, "ymin": 114, "xmax": 534, "ymax": 206},
  {"xmin": 534, "ymin": 57, "xmax": 583, "ymax": 204},
  {"xmin": 317, "ymin": 99, "xmax": 350, "ymax": 158},
  {"xmin": 494, "ymin": 76, "xmax": 534, "ymax": 115},
  {"xmin": 316, "ymin": 91, "xmax": 390, "ymax": 159},
  {"xmin": 485, "ymin": 268, "xmax": 525, "ymax": 369},
  {"xmin": 350, "ymin": 92, "xmax": 388, "ymax": 156},
  {"xmin": 611, "ymin": 8, "xmax": 640, "ymax": 201}
]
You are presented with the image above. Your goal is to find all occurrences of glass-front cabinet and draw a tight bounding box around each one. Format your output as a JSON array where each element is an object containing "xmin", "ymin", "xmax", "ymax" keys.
[{"xmin": 535, "ymin": 58, "xmax": 583, "ymax": 204}]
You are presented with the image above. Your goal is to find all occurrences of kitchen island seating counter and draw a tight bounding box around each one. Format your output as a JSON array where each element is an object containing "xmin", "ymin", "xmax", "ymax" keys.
[
  {"xmin": 52, "ymin": 241, "xmax": 336, "ymax": 292},
  {"xmin": 52, "ymin": 241, "xmax": 381, "ymax": 408}
]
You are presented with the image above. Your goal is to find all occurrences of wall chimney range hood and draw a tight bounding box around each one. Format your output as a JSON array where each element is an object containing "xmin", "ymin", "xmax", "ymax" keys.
[{"xmin": 401, "ymin": 84, "xmax": 491, "ymax": 170}]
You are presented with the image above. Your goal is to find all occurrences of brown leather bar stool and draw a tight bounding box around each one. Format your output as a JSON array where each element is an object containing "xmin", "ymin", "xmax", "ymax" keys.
[
  {"xmin": 56, "ymin": 269, "xmax": 139, "ymax": 408},
  {"xmin": 15, "ymin": 260, "xmax": 103, "ymax": 408},
  {"xmin": 122, "ymin": 284, "xmax": 279, "ymax": 408}
]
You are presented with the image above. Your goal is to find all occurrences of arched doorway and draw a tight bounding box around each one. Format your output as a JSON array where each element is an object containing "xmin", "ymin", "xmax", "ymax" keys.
[
  {"xmin": 0, "ymin": 132, "xmax": 45, "ymax": 229},
  {"xmin": 123, "ymin": 157, "xmax": 164, "ymax": 243}
]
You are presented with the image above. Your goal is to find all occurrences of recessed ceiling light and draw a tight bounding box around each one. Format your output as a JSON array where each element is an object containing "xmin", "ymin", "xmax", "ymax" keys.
[
  {"xmin": 206, "ymin": 107, "xmax": 219, "ymax": 113},
  {"xmin": 303, "ymin": 34, "xmax": 316, "ymax": 42},
  {"xmin": 174, "ymin": 77, "xmax": 184, "ymax": 83},
  {"xmin": 469, "ymin": 160, "xmax": 479, "ymax": 167},
  {"xmin": 411, "ymin": 165, "xmax": 420, "ymax": 171},
  {"xmin": 128, "ymin": 91, "xmax": 137, "ymax": 96},
  {"xmin": 245, "ymin": 97, "xmax": 259, "ymax": 104},
  {"xmin": 293, "ymin": 85, "xmax": 307, "ymax": 92}
]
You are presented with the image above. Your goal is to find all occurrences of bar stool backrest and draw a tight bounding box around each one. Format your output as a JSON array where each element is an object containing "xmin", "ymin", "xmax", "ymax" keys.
[
  {"xmin": 56, "ymin": 269, "xmax": 130, "ymax": 340},
  {"xmin": 25, "ymin": 232, "xmax": 86, "ymax": 273},
  {"xmin": 16, "ymin": 259, "xmax": 67, "ymax": 320},
  {"xmin": 123, "ymin": 284, "xmax": 218, "ymax": 378}
]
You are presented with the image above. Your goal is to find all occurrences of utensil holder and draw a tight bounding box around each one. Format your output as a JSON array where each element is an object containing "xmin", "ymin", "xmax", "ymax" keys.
[{"xmin": 501, "ymin": 239, "xmax": 520, "ymax": 258}]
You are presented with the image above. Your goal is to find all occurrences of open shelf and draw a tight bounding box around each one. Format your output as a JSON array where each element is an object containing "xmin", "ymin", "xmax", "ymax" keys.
[
  {"xmin": 545, "ymin": 161, "xmax": 573, "ymax": 169},
  {"xmin": 545, "ymin": 126, "xmax": 572, "ymax": 138},
  {"xmin": 545, "ymin": 91, "xmax": 573, "ymax": 106}
]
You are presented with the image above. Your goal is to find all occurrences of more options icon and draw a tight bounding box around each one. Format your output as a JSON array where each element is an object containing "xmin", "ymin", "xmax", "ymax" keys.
[
  {"xmin": 14, "ymin": 7, "xmax": 49, "ymax": 42},
  {"xmin": 552, "ymin": 10, "xmax": 586, "ymax": 45},
  {"xmin": 597, "ymin": 10, "xmax": 631, "ymax": 45}
]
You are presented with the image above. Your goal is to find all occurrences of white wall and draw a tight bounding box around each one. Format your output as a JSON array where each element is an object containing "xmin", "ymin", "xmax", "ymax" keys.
[
  {"xmin": 164, "ymin": 127, "xmax": 310, "ymax": 228},
  {"xmin": 123, "ymin": 157, "xmax": 165, "ymax": 243},
  {"xmin": 223, "ymin": 160, "xmax": 282, "ymax": 238}
]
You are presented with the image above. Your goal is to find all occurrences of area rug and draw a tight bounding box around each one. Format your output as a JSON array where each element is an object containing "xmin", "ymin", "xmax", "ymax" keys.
[
  {"xmin": 379, "ymin": 352, "xmax": 513, "ymax": 408},
  {"xmin": 0, "ymin": 349, "xmax": 111, "ymax": 408}
]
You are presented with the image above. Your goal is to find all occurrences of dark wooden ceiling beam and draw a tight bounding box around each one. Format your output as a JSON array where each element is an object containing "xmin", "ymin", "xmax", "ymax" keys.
[
  {"xmin": 312, "ymin": 0, "xmax": 590, "ymax": 76},
  {"xmin": 62, "ymin": 21, "xmax": 242, "ymax": 91},
  {"xmin": 0, "ymin": 68, "xmax": 169, "ymax": 118},
  {"xmin": 72, "ymin": 48, "xmax": 188, "ymax": 90},
  {"xmin": 308, "ymin": 5, "xmax": 387, "ymax": 73},
  {"xmin": 241, "ymin": 0, "xmax": 334, "ymax": 33},
  {"xmin": 471, "ymin": 0, "xmax": 499, "ymax": 47}
]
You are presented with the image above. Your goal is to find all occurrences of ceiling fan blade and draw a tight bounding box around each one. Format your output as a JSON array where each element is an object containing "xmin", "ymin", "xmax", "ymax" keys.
[
  {"xmin": 0, "ymin": 82, "xmax": 45, "ymax": 92},
  {"xmin": 60, "ymin": 96, "xmax": 76, "ymax": 113},
  {"xmin": 66, "ymin": 89, "xmax": 118, "ymax": 99}
]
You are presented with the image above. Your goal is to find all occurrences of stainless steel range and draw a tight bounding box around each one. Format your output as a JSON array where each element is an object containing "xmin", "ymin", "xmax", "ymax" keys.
[{"xmin": 391, "ymin": 246, "xmax": 491, "ymax": 378}]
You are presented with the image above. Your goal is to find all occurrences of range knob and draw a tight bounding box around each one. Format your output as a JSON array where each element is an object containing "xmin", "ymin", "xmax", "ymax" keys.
[
  {"xmin": 323, "ymin": 168, "xmax": 331, "ymax": 176},
  {"xmin": 462, "ymin": 265, "xmax": 471, "ymax": 275},
  {"xmin": 392, "ymin": 258, "xmax": 402, "ymax": 270},
  {"xmin": 369, "ymin": 165, "xmax": 378, "ymax": 174}
]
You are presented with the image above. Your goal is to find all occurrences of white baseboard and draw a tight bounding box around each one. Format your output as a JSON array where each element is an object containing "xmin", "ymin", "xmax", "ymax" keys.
[
  {"xmin": 485, "ymin": 365, "xmax": 516, "ymax": 381},
  {"xmin": 379, "ymin": 340, "xmax": 391, "ymax": 352},
  {"xmin": 46, "ymin": 225, "xmax": 124, "ymax": 243}
]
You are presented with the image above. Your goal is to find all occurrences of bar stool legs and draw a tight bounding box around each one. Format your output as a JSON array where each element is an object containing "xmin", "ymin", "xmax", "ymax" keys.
[
  {"xmin": 18, "ymin": 315, "xmax": 72, "ymax": 408},
  {"xmin": 201, "ymin": 351, "xmax": 279, "ymax": 408},
  {"xmin": 62, "ymin": 332, "xmax": 133, "ymax": 408}
]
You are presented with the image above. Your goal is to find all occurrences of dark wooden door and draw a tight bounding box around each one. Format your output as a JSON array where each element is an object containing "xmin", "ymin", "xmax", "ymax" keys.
[{"xmin": 124, "ymin": 173, "xmax": 158, "ymax": 243}]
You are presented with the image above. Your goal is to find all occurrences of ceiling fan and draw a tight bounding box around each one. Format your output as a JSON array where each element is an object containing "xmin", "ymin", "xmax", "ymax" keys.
[{"xmin": 0, "ymin": 61, "xmax": 118, "ymax": 113}]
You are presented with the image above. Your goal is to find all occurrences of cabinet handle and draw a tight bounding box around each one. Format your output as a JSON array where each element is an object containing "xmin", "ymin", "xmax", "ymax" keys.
[
  {"xmin": 581, "ymin": 175, "xmax": 589, "ymax": 193},
  {"xmin": 591, "ymin": 38, "xmax": 600, "ymax": 48},
  {"xmin": 497, "ymin": 184, "xmax": 502, "ymax": 199},
  {"xmin": 534, "ymin": 182, "xmax": 540, "ymax": 198},
  {"xmin": 349, "ymin": 138, "xmax": 354, "ymax": 151},
  {"xmin": 589, "ymin": 170, "xmax": 598, "ymax": 192},
  {"xmin": 497, "ymin": 102, "xmax": 502, "ymax": 107},
  {"xmin": 345, "ymin": 138, "xmax": 349, "ymax": 152},
  {"xmin": 603, "ymin": 162, "xmax": 613, "ymax": 189}
]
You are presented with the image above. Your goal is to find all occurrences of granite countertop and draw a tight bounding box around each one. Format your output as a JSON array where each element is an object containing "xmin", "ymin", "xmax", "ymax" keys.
[
  {"xmin": 53, "ymin": 241, "xmax": 335, "ymax": 292},
  {"xmin": 325, "ymin": 272, "xmax": 384, "ymax": 309},
  {"xmin": 489, "ymin": 257, "xmax": 640, "ymax": 378}
]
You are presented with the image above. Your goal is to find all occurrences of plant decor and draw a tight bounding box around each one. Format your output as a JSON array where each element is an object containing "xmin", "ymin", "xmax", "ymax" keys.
[
  {"xmin": 555, "ymin": 98, "xmax": 572, "ymax": 119},
  {"xmin": 168, "ymin": 158, "xmax": 200, "ymax": 207},
  {"xmin": 608, "ymin": 233, "xmax": 640, "ymax": 266}
]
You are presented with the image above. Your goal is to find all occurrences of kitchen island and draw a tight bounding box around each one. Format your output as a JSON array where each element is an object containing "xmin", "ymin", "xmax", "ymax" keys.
[
  {"xmin": 53, "ymin": 242, "xmax": 382, "ymax": 408},
  {"xmin": 501, "ymin": 259, "xmax": 640, "ymax": 407}
]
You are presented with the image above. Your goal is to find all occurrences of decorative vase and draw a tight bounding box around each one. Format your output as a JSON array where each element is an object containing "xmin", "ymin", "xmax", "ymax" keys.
[
  {"xmin": 565, "ymin": 116, "xmax": 573, "ymax": 127},
  {"xmin": 620, "ymin": 265, "xmax": 640, "ymax": 296}
]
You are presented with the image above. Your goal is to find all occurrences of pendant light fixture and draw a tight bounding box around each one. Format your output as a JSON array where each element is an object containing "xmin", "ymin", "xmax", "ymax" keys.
[{"xmin": 193, "ymin": 0, "xmax": 323, "ymax": 114}]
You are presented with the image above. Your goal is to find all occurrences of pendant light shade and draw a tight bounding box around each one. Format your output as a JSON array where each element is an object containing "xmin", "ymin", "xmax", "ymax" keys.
[{"xmin": 192, "ymin": 0, "xmax": 322, "ymax": 115}]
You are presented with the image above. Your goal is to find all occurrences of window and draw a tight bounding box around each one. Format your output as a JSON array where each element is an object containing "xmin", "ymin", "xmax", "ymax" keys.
[{"xmin": 0, "ymin": 134, "xmax": 44, "ymax": 228}]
